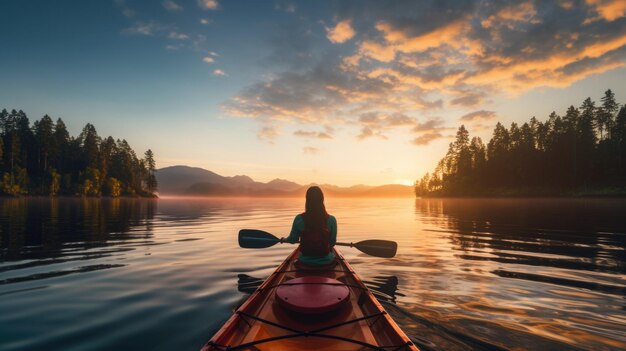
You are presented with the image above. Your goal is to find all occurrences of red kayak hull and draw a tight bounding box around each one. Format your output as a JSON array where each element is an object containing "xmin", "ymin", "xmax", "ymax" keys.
[{"xmin": 202, "ymin": 247, "xmax": 419, "ymax": 351}]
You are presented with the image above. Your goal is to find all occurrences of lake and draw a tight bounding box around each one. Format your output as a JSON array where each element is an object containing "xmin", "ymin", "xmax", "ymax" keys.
[{"xmin": 1, "ymin": 197, "xmax": 625, "ymax": 351}]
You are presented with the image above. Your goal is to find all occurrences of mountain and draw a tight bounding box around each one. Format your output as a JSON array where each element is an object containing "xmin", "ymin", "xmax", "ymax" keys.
[
  {"xmin": 155, "ymin": 166, "xmax": 224, "ymax": 194},
  {"xmin": 265, "ymin": 178, "xmax": 302, "ymax": 192},
  {"xmin": 362, "ymin": 184, "xmax": 416, "ymax": 197},
  {"xmin": 156, "ymin": 165, "xmax": 264, "ymax": 194},
  {"xmin": 155, "ymin": 165, "xmax": 414, "ymax": 197}
]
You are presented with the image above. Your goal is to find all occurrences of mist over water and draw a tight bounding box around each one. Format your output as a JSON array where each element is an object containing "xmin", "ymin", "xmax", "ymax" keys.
[{"xmin": 1, "ymin": 197, "xmax": 625, "ymax": 351}]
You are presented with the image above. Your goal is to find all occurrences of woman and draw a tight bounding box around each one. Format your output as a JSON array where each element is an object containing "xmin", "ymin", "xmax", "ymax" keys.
[{"xmin": 282, "ymin": 186, "xmax": 337, "ymax": 265}]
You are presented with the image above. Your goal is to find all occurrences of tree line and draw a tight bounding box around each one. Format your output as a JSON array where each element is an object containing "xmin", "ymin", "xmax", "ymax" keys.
[
  {"xmin": 0, "ymin": 109, "xmax": 157, "ymax": 197},
  {"xmin": 415, "ymin": 89, "xmax": 626, "ymax": 196}
]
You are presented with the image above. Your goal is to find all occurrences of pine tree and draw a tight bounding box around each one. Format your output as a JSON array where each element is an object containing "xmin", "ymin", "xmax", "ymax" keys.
[
  {"xmin": 579, "ymin": 98, "xmax": 597, "ymax": 185},
  {"xmin": 614, "ymin": 106, "xmax": 626, "ymax": 177},
  {"xmin": 0, "ymin": 108, "xmax": 157, "ymax": 197},
  {"xmin": 0, "ymin": 137, "xmax": 3, "ymax": 169},
  {"xmin": 600, "ymin": 89, "xmax": 618, "ymax": 139},
  {"xmin": 144, "ymin": 149, "xmax": 157, "ymax": 194},
  {"xmin": 79, "ymin": 123, "xmax": 100, "ymax": 170},
  {"xmin": 415, "ymin": 89, "xmax": 623, "ymax": 196}
]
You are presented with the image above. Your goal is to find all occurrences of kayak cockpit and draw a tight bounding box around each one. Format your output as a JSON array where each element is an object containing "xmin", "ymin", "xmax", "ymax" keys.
[{"xmin": 203, "ymin": 248, "xmax": 417, "ymax": 351}]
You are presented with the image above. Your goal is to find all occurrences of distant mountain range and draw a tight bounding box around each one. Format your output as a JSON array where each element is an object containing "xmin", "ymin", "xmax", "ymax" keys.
[{"xmin": 155, "ymin": 165, "xmax": 414, "ymax": 197}]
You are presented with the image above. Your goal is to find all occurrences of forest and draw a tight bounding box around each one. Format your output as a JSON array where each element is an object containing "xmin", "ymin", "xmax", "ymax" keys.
[
  {"xmin": 0, "ymin": 109, "xmax": 157, "ymax": 197},
  {"xmin": 415, "ymin": 89, "xmax": 626, "ymax": 197}
]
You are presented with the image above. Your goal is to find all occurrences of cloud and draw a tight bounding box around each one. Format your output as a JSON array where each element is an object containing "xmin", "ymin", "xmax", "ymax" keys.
[
  {"xmin": 223, "ymin": 66, "xmax": 352, "ymax": 123},
  {"xmin": 262, "ymin": 16, "xmax": 322, "ymax": 70},
  {"xmin": 168, "ymin": 31, "xmax": 189, "ymax": 40},
  {"xmin": 481, "ymin": 2, "xmax": 538, "ymax": 29},
  {"xmin": 450, "ymin": 91, "xmax": 486, "ymax": 107},
  {"xmin": 213, "ymin": 69, "xmax": 227, "ymax": 76},
  {"xmin": 222, "ymin": 0, "xmax": 626, "ymax": 144},
  {"xmin": 163, "ymin": 0, "xmax": 183, "ymax": 12},
  {"xmin": 469, "ymin": 123, "xmax": 495, "ymax": 133},
  {"xmin": 123, "ymin": 22, "xmax": 164, "ymax": 36},
  {"xmin": 223, "ymin": 61, "xmax": 444, "ymax": 126},
  {"xmin": 275, "ymin": 1, "xmax": 296, "ymax": 13},
  {"xmin": 200, "ymin": 18, "xmax": 211, "ymax": 25},
  {"xmin": 339, "ymin": 0, "xmax": 626, "ymax": 96},
  {"xmin": 293, "ymin": 129, "xmax": 333, "ymax": 139},
  {"xmin": 459, "ymin": 110, "xmax": 497, "ymax": 122},
  {"xmin": 258, "ymin": 125, "xmax": 279, "ymax": 142},
  {"xmin": 357, "ymin": 126, "xmax": 387, "ymax": 140},
  {"xmin": 117, "ymin": 0, "xmax": 216, "ymax": 56},
  {"xmin": 303, "ymin": 146, "xmax": 320, "ymax": 154},
  {"xmin": 123, "ymin": 22, "xmax": 199, "ymax": 50},
  {"xmin": 202, "ymin": 56, "xmax": 215, "ymax": 64},
  {"xmin": 357, "ymin": 19, "xmax": 470, "ymax": 63},
  {"xmin": 123, "ymin": 9, "xmax": 135, "ymax": 18},
  {"xmin": 412, "ymin": 118, "xmax": 447, "ymax": 132},
  {"xmin": 411, "ymin": 132, "xmax": 445, "ymax": 146},
  {"xmin": 198, "ymin": 0, "xmax": 219, "ymax": 10},
  {"xmin": 408, "ymin": 118, "xmax": 452, "ymax": 146},
  {"xmin": 586, "ymin": 0, "xmax": 626, "ymax": 22},
  {"xmin": 327, "ymin": 20, "xmax": 356, "ymax": 44},
  {"xmin": 359, "ymin": 112, "xmax": 416, "ymax": 128},
  {"xmin": 356, "ymin": 112, "xmax": 438, "ymax": 140},
  {"xmin": 387, "ymin": 113, "xmax": 415, "ymax": 126},
  {"xmin": 115, "ymin": 0, "xmax": 135, "ymax": 18}
]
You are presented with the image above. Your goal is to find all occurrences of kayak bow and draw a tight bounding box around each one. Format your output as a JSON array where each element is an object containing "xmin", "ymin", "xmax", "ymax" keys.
[{"xmin": 201, "ymin": 247, "xmax": 419, "ymax": 351}]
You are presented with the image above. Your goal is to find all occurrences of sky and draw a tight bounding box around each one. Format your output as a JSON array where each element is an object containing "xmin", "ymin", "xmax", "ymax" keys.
[{"xmin": 0, "ymin": 0, "xmax": 625, "ymax": 187}]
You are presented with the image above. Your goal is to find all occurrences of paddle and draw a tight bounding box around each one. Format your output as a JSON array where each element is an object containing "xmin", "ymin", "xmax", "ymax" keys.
[{"xmin": 238, "ymin": 229, "xmax": 398, "ymax": 258}]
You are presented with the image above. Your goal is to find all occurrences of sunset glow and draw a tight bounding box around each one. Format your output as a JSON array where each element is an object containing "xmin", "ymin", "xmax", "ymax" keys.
[{"xmin": 1, "ymin": 1, "xmax": 625, "ymax": 186}]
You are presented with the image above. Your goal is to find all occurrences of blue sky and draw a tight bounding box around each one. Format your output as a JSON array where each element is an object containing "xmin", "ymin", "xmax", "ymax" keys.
[{"xmin": 1, "ymin": 0, "xmax": 625, "ymax": 186}]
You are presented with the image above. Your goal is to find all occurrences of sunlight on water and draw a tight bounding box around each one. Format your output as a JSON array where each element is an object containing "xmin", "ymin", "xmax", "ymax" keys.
[{"xmin": 1, "ymin": 197, "xmax": 625, "ymax": 350}]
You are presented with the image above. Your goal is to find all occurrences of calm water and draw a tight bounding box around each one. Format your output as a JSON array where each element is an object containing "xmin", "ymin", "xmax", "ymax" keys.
[{"xmin": 1, "ymin": 197, "xmax": 625, "ymax": 351}]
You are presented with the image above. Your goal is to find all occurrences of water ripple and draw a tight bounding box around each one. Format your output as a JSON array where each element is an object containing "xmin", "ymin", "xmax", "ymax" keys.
[{"xmin": 0, "ymin": 197, "xmax": 625, "ymax": 351}]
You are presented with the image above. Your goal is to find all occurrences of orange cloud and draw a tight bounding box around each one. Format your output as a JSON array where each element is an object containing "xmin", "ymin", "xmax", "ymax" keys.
[
  {"xmin": 586, "ymin": 0, "xmax": 626, "ymax": 21},
  {"xmin": 258, "ymin": 125, "xmax": 280, "ymax": 143},
  {"xmin": 294, "ymin": 129, "xmax": 333, "ymax": 139},
  {"xmin": 366, "ymin": 67, "xmax": 465, "ymax": 90},
  {"xmin": 465, "ymin": 33, "xmax": 626, "ymax": 93},
  {"xmin": 412, "ymin": 132, "xmax": 445, "ymax": 146},
  {"xmin": 198, "ymin": 0, "xmax": 218, "ymax": 10},
  {"xmin": 327, "ymin": 20, "xmax": 356, "ymax": 44},
  {"xmin": 303, "ymin": 146, "xmax": 320, "ymax": 154},
  {"xmin": 225, "ymin": 1, "xmax": 626, "ymax": 145},
  {"xmin": 349, "ymin": 1, "xmax": 626, "ymax": 96},
  {"xmin": 481, "ymin": 2, "xmax": 538, "ymax": 28},
  {"xmin": 359, "ymin": 20, "xmax": 470, "ymax": 62},
  {"xmin": 558, "ymin": 0, "xmax": 575, "ymax": 10},
  {"xmin": 460, "ymin": 110, "xmax": 496, "ymax": 122},
  {"xmin": 358, "ymin": 40, "xmax": 396, "ymax": 62}
]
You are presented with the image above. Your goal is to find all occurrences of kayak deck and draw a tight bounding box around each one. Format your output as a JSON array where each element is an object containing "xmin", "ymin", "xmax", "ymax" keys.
[{"xmin": 202, "ymin": 248, "xmax": 418, "ymax": 351}]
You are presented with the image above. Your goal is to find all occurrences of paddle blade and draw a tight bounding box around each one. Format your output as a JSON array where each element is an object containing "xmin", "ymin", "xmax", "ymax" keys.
[
  {"xmin": 353, "ymin": 240, "xmax": 397, "ymax": 258},
  {"xmin": 238, "ymin": 229, "xmax": 280, "ymax": 249}
]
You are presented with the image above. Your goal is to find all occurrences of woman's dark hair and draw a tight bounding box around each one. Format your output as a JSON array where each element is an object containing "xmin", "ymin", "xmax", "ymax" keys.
[{"xmin": 303, "ymin": 186, "xmax": 328, "ymax": 230}]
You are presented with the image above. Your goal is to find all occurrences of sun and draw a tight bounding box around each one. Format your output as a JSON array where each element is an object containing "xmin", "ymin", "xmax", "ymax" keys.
[{"xmin": 395, "ymin": 179, "xmax": 415, "ymax": 186}]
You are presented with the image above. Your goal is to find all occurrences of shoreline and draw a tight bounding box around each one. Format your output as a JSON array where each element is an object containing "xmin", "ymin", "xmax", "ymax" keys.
[
  {"xmin": 416, "ymin": 191, "xmax": 626, "ymax": 199},
  {"xmin": 0, "ymin": 194, "xmax": 158, "ymax": 199}
]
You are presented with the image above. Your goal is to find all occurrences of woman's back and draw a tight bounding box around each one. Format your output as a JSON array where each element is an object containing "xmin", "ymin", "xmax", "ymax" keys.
[{"xmin": 284, "ymin": 187, "xmax": 337, "ymax": 265}]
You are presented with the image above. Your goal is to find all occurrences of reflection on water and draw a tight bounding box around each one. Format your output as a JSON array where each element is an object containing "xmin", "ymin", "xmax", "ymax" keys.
[
  {"xmin": 407, "ymin": 198, "xmax": 626, "ymax": 351},
  {"xmin": 1, "ymin": 197, "xmax": 156, "ymax": 259},
  {"xmin": 0, "ymin": 197, "xmax": 625, "ymax": 351},
  {"xmin": 1, "ymin": 198, "xmax": 156, "ymax": 287}
]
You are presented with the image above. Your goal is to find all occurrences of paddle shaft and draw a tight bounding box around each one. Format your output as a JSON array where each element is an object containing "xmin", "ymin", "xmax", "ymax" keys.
[
  {"xmin": 282, "ymin": 239, "xmax": 378, "ymax": 248},
  {"xmin": 239, "ymin": 229, "xmax": 397, "ymax": 258}
]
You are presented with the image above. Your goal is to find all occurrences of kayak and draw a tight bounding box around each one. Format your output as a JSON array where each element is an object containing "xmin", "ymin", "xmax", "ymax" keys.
[{"xmin": 201, "ymin": 247, "xmax": 419, "ymax": 351}]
